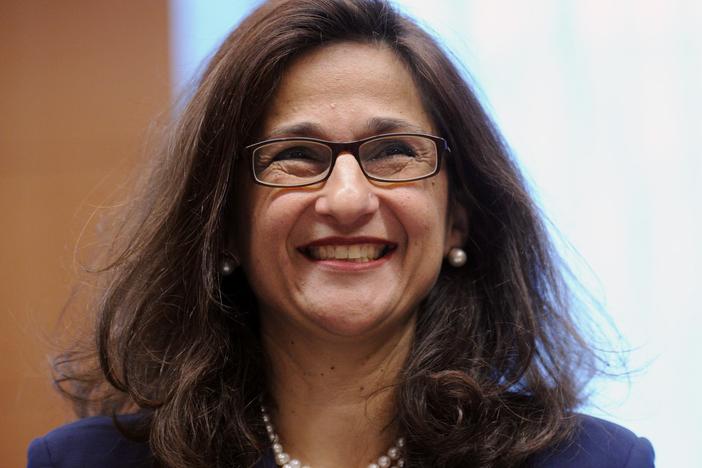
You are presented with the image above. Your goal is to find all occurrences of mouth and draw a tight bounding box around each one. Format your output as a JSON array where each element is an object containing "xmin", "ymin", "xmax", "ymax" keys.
[{"xmin": 298, "ymin": 238, "xmax": 397, "ymax": 263}]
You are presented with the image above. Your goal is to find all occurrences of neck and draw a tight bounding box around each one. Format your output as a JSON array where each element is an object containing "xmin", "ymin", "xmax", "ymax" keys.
[{"xmin": 260, "ymin": 314, "xmax": 415, "ymax": 468}]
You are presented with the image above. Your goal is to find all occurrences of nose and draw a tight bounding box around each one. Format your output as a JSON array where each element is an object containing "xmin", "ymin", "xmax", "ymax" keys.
[{"xmin": 314, "ymin": 153, "xmax": 379, "ymax": 226}]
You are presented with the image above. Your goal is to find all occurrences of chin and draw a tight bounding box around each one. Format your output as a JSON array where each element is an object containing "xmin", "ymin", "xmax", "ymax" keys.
[
  {"xmin": 306, "ymin": 304, "xmax": 412, "ymax": 339},
  {"xmin": 318, "ymin": 319, "xmax": 383, "ymax": 339}
]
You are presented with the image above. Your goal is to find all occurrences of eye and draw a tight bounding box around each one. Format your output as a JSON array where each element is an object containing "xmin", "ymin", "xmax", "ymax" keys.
[
  {"xmin": 381, "ymin": 143, "xmax": 415, "ymax": 157},
  {"xmin": 272, "ymin": 146, "xmax": 325, "ymax": 162},
  {"xmin": 254, "ymin": 141, "xmax": 330, "ymax": 170},
  {"xmin": 367, "ymin": 140, "xmax": 417, "ymax": 160},
  {"xmin": 253, "ymin": 140, "xmax": 332, "ymax": 184}
]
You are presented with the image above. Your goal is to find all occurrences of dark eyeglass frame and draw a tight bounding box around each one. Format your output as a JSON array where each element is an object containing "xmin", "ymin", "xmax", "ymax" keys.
[{"xmin": 245, "ymin": 132, "xmax": 451, "ymax": 188}]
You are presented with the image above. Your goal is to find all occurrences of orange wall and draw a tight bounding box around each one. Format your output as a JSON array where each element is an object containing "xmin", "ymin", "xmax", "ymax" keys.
[{"xmin": 0, "ymin": 2, "xmax": 170, "ymax": 465}]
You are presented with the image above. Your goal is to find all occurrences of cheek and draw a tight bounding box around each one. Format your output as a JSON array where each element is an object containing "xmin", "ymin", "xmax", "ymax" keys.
[
  {"xmin": 406, "ymin": 178, "xmax": 449, "ymax": 245},
  {"xmin": 235, "ymin": 184, "xmax": 278, "ymax": 268},
  {"xmin": 236, "ymin": 205, "xmax": 291, "ymax": 305},
  {"xmin": 238, "ymin": 190, "xmax": 307, "ymax": 275}
]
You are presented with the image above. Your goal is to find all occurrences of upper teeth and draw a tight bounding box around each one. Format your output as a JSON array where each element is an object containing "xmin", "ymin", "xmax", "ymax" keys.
[{"xmin": 307, "ymin": 244, "xmax": 387, "ymax": 261}]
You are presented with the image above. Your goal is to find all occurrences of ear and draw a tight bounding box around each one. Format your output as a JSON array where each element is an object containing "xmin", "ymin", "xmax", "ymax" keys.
[
  {"xmin": 221, "ymin": 206, "xmax": 242, "ymax": 269},
  {"xmin": 224, "ymin": 229, "xmax": 237, "ymax": 256},
  {"xmin": 444, "ymin": 199, "xmax": 469, "ymax": 256}
]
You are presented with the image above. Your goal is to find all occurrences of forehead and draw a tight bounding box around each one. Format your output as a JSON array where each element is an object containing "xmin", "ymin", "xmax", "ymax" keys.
[{"xmin": 260, "ymin": 41, "xmax": 436, "ymax": 140}]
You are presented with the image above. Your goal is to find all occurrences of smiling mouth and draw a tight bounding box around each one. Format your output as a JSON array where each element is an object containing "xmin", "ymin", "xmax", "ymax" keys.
[{"xmin": 301, "ymin": 243, "xmax": 396, "ymax": 263}]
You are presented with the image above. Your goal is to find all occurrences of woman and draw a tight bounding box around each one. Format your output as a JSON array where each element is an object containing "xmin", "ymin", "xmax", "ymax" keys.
[{"xmin": 29, "ymin": 0, "xmax": 654, "ymax": 467}]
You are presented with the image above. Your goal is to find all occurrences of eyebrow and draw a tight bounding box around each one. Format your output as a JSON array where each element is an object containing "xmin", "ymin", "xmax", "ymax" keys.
[
  {"xmin": 265, "ymin": 122, "xmax": 326, "ymax": 139},
  {"xmin": 263, "ymin": 117, "xmax": 429, "ymax": 141},
  {"xmin": 366, "ymin": 117, "xmax": 427, "ymax": 135}
]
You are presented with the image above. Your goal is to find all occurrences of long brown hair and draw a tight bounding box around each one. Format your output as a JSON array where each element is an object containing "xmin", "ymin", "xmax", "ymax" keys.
[{"xmin": 55, "ymin": 1, "xmax": 602, "ymax": 466}]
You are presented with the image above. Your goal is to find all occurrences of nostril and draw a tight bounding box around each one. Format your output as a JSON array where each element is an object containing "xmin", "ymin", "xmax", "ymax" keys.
[
  {"xmin": 314, "ymin": 195, "xmax": 378, "ymax": 226},
  {"xmin": 314, "ymin": 164, "xmax": 379, "ymax": 224}
]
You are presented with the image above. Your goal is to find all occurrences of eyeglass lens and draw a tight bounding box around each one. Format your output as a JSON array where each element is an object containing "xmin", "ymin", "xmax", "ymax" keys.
[{"xmin": 252, "ymin": 135, "xmax": 438, "ymax": 186}]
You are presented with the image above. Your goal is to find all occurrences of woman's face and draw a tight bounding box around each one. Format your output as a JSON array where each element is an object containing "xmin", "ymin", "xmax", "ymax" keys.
[{"xmin": 235, "ymin": 42, "xmax": 464, "ymax": 340}]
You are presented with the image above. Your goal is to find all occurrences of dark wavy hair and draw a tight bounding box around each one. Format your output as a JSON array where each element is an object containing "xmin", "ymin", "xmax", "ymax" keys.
[{"xmin": 54, "ymin": 0, "xmax": 602, "ymax": 466}]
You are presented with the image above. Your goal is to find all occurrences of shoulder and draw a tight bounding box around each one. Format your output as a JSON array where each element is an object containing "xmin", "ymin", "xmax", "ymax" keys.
[
  {"xmin": 529, "ymin": 414, "xmax": 655, "ymax": 468},
  {"xmin": 27, "ymin": 414, "xmax": 152, "ymax": 468}
]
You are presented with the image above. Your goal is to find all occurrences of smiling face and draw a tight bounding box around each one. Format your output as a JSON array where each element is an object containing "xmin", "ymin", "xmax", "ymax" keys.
[{"xmin": 234, "ymin": 42, "xmax": 464, "ymax": 340}]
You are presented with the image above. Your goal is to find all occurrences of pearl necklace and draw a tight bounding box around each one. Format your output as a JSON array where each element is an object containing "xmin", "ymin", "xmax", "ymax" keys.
[{"xmin": 261, "ymin": 405, "xmax": 405, "ymax": 468}]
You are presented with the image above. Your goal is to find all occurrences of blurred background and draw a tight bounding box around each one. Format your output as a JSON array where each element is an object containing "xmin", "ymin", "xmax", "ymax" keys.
[
  {"xmin": 2, "ymin": 0, "xmax": 700, "ymax": 466},
  {"xmin": 1, "ymin": 2, "xmax": 171, "ymax": 466}
]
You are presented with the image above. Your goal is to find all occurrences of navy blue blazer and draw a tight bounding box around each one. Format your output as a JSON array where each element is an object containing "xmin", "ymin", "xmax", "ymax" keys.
[{"xmin": 27, "ymin": 414, "xmax": 654, "ymax": 467}]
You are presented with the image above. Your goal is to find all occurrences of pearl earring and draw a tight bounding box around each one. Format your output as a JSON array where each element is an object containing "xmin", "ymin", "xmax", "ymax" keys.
[
  {"xmin": 219, "ymin": 255, "xmax": 237, "ymax": 276},
  {"xmin": 447, "ymin": 247, "xmax": 467, "ymax": 267}
]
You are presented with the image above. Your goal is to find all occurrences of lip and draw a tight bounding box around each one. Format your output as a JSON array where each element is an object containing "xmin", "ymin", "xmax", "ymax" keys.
[
  {"xmin": 300, "ymin": 236, "xmax": 394, "ymax": 247},
  {"xmin": 297, "ymin": 236, "xmax": 397, "ymax": 271}
]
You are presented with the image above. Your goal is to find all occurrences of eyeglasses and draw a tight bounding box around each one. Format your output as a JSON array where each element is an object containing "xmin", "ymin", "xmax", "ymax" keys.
[{"xmin": 246, "ymin": 132, "xmax": 450, "ymax": 188}]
